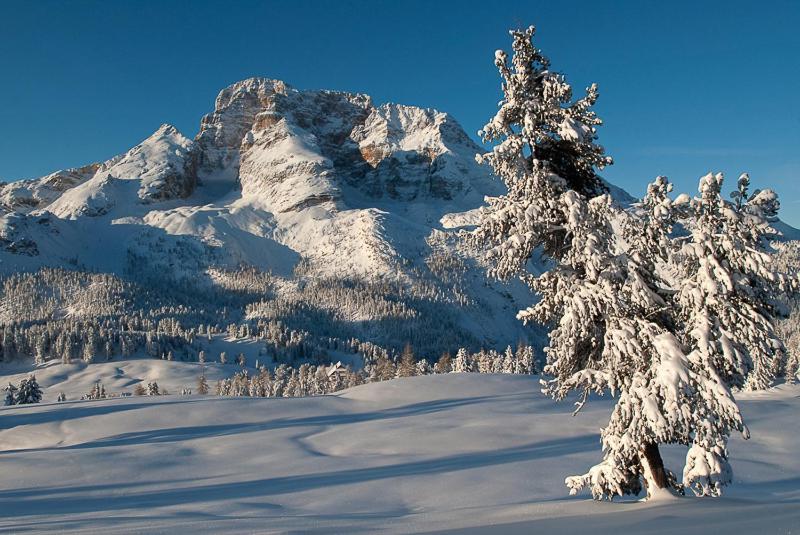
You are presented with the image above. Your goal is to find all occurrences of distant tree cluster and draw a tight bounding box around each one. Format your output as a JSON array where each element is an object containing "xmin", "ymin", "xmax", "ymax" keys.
[
  {"xmin": 82, "ymin": 381, "xmax": 107, "ymax": 400},
  {"xmin": 215, "ymin": 343, "xmax": 537, "ymax": 399},
  {"xmin": 4, "ymin": 375, "xmax": 42, "ymax": 405},
  {"xmin": 0, "ymin": 260, "xmax": 522, "ymax": 370}
]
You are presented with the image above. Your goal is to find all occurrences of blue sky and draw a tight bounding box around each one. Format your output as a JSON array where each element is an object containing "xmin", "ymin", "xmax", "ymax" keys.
[{"xmin": 2, "ymin": 0, "xmax": 799, "ymax": 226}]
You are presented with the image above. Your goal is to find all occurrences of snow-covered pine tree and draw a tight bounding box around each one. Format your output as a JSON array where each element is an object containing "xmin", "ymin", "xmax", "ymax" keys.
[
  {"xmin": 501, "ymin": 346, "xmax": 514, "ymax": 374},
  {"xmin": 477, "ymin": 350, "xmax": 494, "ymax": 374},
  {"xmin": 147, "ymin": 381, "xmax": 160, "ymax": 396},
  {"xmin": 470, "ymin": 26, "xmax": 757, "ymax": 500},
  {"xmin": 416, "ymin": 359, "xmax": 432, "ymax": 376},
  {"xmin": 452, "ymin": 348, "xmax": 472, "ymax": 373},
  {"xmin": 4, "ymin": 383, "xmax": 17, "ymax": 406},
  {"xmin": 216, "ymin": 377, "xmax": 232, "ymax": 396},
  {"xmin": 531, "ymin": 176, "xmax": 749, "ymax": 499},
  {"xmin": 16, "ymin": 375, "xmax": 42, "ymax": 404},
  {"xmin": 397, "ymin": 343, "xmax": 417, "ymax": 377},
  {"xmin": 676, "ymin": 173, "xmax": 788, "ymax": 391},
  {"xmin": 34, "ymin": 339, "xmax": 46, "ymax": 366},
  {"xmin": 471, "ymin": 25, "xmax": 611, "ymax": 277},
  {"xmin": 783, "ymin": 303, "xmax": 800, "ymax": 381},
  {"xmin": 197, "ymin": 371, "xmax": 209, "ymax": 395}
]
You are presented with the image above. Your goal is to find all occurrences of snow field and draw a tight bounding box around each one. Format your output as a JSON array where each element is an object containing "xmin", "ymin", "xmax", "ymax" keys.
[{"xmin": 0, "ymin": 373, "xmax": 798, "ymax": 534}]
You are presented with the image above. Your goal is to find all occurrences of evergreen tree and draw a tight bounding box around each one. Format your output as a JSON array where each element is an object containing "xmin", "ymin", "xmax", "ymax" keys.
[
  {"xmin": 471, "ymin": 25, "xmax": 611, "ymax": 277},
  {"xmin": 397, "ymin": 343, "xmax": 417, "ymax": 377},
  {"xmin": 197, "ymin": 371, "xmax": 210, "ymax": 395},
  {"xmin": 34, "ymin": 340, "xmax": 46, "ymax": 365},
  {"xmin": 416, "ymin": 359, "xmax": 432, "ymax": 376},
  {"xmin": 452, "ymin": 348, "xmax": 472, "ymax": 373},
  {"xmin": 468, "ymin": 27, "xmax": 783, "ymax": 500},
  {"xmin": 435, "ymin": 352, "xmax": 452, "ymax": 374},
  {"xmin": 83, "ymin": 327, "xmax": 98, "ymax": 363},
  {"xmin": 4, "ymin": 383, "xmax": 17, "ymax": 406},
  {"xmin": 676, "ymin": 173, "xmax": 787, "ymax": 391},
  {"xmin": 84, "ymin": 381, "xmax": 107, "ymax": 400},
  {"xmin": 216, "ymin": 377, "xmax": 232, "ymax": 396},
  {"xmin": 16, "ymin": 375, "xmax": 42, "ymax": 404}
]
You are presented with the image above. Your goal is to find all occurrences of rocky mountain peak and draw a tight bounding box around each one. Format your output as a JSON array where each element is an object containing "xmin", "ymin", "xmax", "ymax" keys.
[
  {"xmin": 44, "ymin": 124, "xmax": 196, "ymax": 219},
  {"xmin": 193, "ymin": 77, "xmax": 493, "ymax": 212}
]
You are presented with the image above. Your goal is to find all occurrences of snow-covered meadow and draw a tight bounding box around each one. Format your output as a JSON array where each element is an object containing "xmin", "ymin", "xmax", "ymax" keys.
[{"xmin": 1, "ymin": 373, "xmax": 798, "ymax": 534}]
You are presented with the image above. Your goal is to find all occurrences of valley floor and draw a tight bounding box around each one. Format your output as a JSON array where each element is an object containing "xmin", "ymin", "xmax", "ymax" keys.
[{"xmin": 0, "ymin": 373, "xmax": 798, "ymax": 534}]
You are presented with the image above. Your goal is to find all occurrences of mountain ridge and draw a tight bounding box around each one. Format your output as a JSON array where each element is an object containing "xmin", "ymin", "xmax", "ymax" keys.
[{"xmin": 0, "ymin": 77, "xmax": 542, "ymax": 355}]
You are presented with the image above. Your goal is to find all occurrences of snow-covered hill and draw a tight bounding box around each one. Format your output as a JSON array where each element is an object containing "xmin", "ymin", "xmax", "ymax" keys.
[{"xmin": 0, "ymin": 373, "xmax": 797, "ymax": 534}]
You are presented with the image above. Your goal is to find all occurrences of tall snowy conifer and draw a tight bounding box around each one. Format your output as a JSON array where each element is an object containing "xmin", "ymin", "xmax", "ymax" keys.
[
  {"xmin": 472, "ymin": 26, "xmax": 610, "ymax": 276},
  {"xmin": 16, "ymin": 375, "xmax": 43, "ymax": 404},
  {"xmin": 4, "ymin": 383, "xmax": 17, "ymax": 406},
  {"xmin": 676, "ymin": 173, "xmax": 787, "ymax": 391},
  {"xmin": 470, "ymin": 26, "xmax": 780, "ymax": 500}
]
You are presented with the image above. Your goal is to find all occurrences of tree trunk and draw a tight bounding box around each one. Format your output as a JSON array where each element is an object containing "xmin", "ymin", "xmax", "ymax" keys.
[{"xmin": 640, "ymin": 442, "xmax": 668, "ymax": 495}]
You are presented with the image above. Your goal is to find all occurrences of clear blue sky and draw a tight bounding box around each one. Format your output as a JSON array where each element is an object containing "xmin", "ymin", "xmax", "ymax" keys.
[{"xmin": 2, "ymin": 0, "xmax": 799, "ymax": 225}]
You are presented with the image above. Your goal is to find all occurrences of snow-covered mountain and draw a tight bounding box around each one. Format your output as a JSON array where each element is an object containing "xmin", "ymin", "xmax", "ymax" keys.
[
  {"xmin": 0, "ymin": 78, "xmax": 538, "ymax": 357},
  {"xmin": 0, "ymin": 78, "xmax": 504, "ymax": 275}
]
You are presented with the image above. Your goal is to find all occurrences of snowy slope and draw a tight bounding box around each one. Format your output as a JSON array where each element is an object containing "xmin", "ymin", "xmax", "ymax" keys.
[
  {"xmin": 0, "ymin": 373, "xmax": 797, "ymax": 534},
  {"xmin": 0, "ymin": 358, "xmax": 258, "ymax": 402},
  {"xmin": 773, "ymin": 219, "xmax": 800, "ymax": 241},
  {"xmin": 46, "ymin": 124, "xmax": 195, "ymax": 220},
  {"xmin": 0, "ymin": 163, "xmax": 100, "ymax": 214}
]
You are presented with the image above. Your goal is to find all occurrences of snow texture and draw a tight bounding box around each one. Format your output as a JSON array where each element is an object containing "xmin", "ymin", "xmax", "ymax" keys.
[{"xmin": 0, "ymin": 373, "xmax": 797, "ymax": 534}]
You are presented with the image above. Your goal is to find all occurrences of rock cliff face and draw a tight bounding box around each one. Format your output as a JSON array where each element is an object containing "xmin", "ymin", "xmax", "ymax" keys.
[
  {"xmin": 3, "ymin": 77, "xmax": 492, "ymax": 224},
  {"xmin": 0, "ymin": 76, "xmax": 505, "ymax": 284},
  {"xmin": 193, "ymin": 78, "xmax": 494, "ymax": 213}
]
